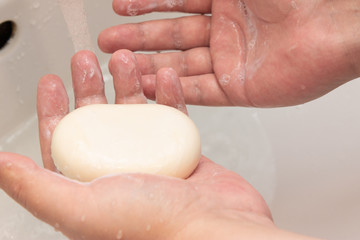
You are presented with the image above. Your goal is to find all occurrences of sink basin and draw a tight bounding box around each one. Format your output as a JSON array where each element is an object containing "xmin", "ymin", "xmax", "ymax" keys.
[{"xmin": 1, "ymin": 0, "xmax": 359, "ymax": 239}]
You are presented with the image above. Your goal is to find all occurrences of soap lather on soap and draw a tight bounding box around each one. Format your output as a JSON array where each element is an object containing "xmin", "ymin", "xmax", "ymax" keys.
[{"xmin": 51, "ymin": 104, "xmax": 201, "ymax": 182}]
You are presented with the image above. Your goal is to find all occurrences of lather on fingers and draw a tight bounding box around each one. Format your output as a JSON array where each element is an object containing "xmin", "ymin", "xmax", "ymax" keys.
[
  {"xmin": 98, "ymin": 15, "xmax": 211, "ymax": 53},
  {"xmin": 112, "ymin": 0, "xmax": 211, "ymax": 16},
  {"xmin": 71, "ymin": 50, "xmax": 108, "ymax": 108},
  {"xmin": 37, "ymin": 75, "xmax": 69, "ymax": 171}
]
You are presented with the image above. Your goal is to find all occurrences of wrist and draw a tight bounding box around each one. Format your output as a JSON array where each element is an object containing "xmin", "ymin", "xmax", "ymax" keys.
[
  {"xmin": 171, "ymin": 211, "xmax": 322, "ymax": 240},
  {"xmin": 330, "ymin": 0, "xmax": 360, "ymax": 78},
  {"xmin": 349, "ymin": 1, "xmax": 360, "ymax": 77}
]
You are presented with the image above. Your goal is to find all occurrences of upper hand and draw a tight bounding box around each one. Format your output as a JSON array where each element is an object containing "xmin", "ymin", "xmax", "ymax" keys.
[{"xmin": 98, "ymin": 0, "xmax": 360, "ymax": 107}]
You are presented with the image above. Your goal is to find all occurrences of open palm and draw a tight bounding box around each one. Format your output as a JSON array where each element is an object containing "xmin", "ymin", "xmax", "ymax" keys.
[
  {"xmin": 98, "ymin": 0, "xmax": 359, "ymax": 107},
  {"xmin": 0, "ymin": 50, "xmax": 274, "ymax": 240}
]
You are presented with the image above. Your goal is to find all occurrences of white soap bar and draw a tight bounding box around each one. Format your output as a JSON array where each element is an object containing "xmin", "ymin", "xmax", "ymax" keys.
[{"xmin": 51, "ymin": 104, "xmax": 201, "ymax": 181}]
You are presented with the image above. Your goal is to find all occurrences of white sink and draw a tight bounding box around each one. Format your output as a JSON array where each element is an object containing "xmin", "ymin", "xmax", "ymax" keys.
[{"xmin": 1, "ymin": 0, "xmax": 359, "ymax": 239}]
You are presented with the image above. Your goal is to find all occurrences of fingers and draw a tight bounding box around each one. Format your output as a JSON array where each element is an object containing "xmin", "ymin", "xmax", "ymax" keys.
[
  {"xmin": 71, "ymin": 50, "xmax": 107, "ymax": 108},
  {"xmin": 155, "ymin": 68, "xmax": 188, "ymax": 115},
  {"xmin": 143, "ymin": 74, "xmax": 232, "ymax": 106},
  {"xmin": 0, "ymin": 153, "xmax": 88, "ymax": 238},
  {"xmin": 135, "ymin": 47, "xmax": 213, "ymax": 77},
  {"xmin": 37, "ymin": 75, "xmax": 69, "ymax": 171},
  {"xmin": 109, "ymin": 50, "xmax": 147, "ymax": 104},
  {"xmin": 112, "ymin": 0, "xmax": 211, "ymax": 16},
  {"xmin": 98, "ymin": 15, "xmax": 211, "ymax": 53}
]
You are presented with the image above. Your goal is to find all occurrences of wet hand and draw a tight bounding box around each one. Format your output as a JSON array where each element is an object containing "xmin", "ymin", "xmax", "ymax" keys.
[
  {"xmin": 0, "ymin": 50, "xmax": 274, "ymax": 240},
  {"xmin": 98, "ymin": 0, "xmax": 360, "ymax": 107}
]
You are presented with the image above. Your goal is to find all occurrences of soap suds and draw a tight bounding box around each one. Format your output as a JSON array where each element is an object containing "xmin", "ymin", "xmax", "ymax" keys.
[
  {"xmin": 291, "ymin": 1, "xmax": 299, "ymax": 10},
  {"xmin": 127, "ymin": 2, "xmax": 158, "ymax": 16},
  {"xmin": 219, "ymin": 74, "xmax": 231, "ymax": 86},
  {"xmin": 165, "ymin": 0, "xmax": 184, "ymax": 8}
]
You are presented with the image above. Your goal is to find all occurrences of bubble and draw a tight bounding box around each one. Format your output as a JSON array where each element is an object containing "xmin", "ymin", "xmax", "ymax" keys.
[
  {"xmin": 148, "ymin": 193, "xmax": 154, "ymax": 199},
  {"xmin": 219, "ymin": 74, "xmax": 231, "ymax": 86},
  {"xmin": 54, "ymin": 223, "xmax": 60, "ymax": 232},
  {"xmin": 127, "ymin": 5, "xmax": 139, "ymax": 16}
]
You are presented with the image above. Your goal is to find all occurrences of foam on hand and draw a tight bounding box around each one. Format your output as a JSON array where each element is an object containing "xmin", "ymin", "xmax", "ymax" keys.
[{"xmin": 51, "ymin": 104, "xmax": 201, "ymax": 181}]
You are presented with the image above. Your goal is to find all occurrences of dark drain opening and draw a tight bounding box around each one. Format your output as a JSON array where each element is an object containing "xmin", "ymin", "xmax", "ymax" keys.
[{"xmin": 0, "ymin": 21, "xmax": 16, "ymax": 50}]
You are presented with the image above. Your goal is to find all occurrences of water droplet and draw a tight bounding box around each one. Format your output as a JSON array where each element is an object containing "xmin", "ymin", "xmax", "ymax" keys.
[
  {"xmin": 146, "ymin": 224, "xmax": 151, "ymax": 231},
  {"xmin": 219, "ymin": 74, "xmax": 231, "ymax": 86},
  {"xmin": 291, "ymin": 1, "xmax": 299, "ymax": 10},
  {"xmin": 6, "ymin": 162, "xmax": 12, "ymax": 168},
  {"xmin": 127, "ymin": 5, "xmax": 139, "ymax": 16},
  {"xmin": 54, "ymin": 223, "xmax": 60, "ymax": 231},
  {"xmin": 116, "ymin": 229, "xmax": 123, "ymax": 239},
  {"xmin": 80, "ymin": 215, "xmax": 86, "ymax": 223},
  {"xmin": 149, "ymin": 193, "xmax": 154, "ymax": 199}
]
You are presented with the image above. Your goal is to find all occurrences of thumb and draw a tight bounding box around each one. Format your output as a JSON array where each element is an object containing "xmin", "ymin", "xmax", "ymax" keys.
[{"xmin": 0, "ymin": 152, "xmax": 89, "ymax": 237}]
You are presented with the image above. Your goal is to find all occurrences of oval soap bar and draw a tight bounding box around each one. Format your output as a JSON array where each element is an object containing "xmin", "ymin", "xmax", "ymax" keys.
[{"xmin": 51, "ymin": 104, "xmax": 201, "ymax": 181}]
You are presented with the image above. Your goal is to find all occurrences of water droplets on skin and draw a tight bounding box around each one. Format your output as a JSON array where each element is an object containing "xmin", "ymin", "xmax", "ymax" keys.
[
  {"xmin": 291, "ymin": 1, "xmax": 299, "ymax": 10},
  {"xmin": 54, "ymin": 223, "xmax": 60, "ymax": 232},
  {"xmin": 118, "ymin": 53, "xmax": 130, "ymax": 64},
  {"xmin": 165, "ymin": 0, "xmax": 184, "ymax": 8},
  {"xmin": 146, "ymin": 224, "xmax": 151, "ymax": 231},
  {"xmin": 148, "ymin": 193, "xmax": 154, "ymax": 199},
  {"xmin": 127, "ymin": 5, "xmax": 139, "ymax": 16},
  {"xmin": 80, "ymin": 215, "xmax": 86, "ymax": 223},
  {"xmin": 116, "ymin": 229, "xmax": 123, "ymax": 239},
  {"xmin": 248, "ymin": 39, "xmax": 256, "ymax": 50},
  {"xmin": 219, "ymin": 74, "xmax": 231, "ymax": 86},
  {"xmin": 126, "ymin": 2, "xmax": 158, "ymax": 16}
]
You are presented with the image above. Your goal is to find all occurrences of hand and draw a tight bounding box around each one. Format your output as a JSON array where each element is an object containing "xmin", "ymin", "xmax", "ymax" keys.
[
  {"xmin": 0, "ymin": 50, "xmax": 263, "ymax": 239},
  {"xmin": 0, "ymin": 50, "xmax": 320, "ymax": 240},
  {"xmin": 98, "ymin": 0, "xmax": 360, "ymax": 107}
]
